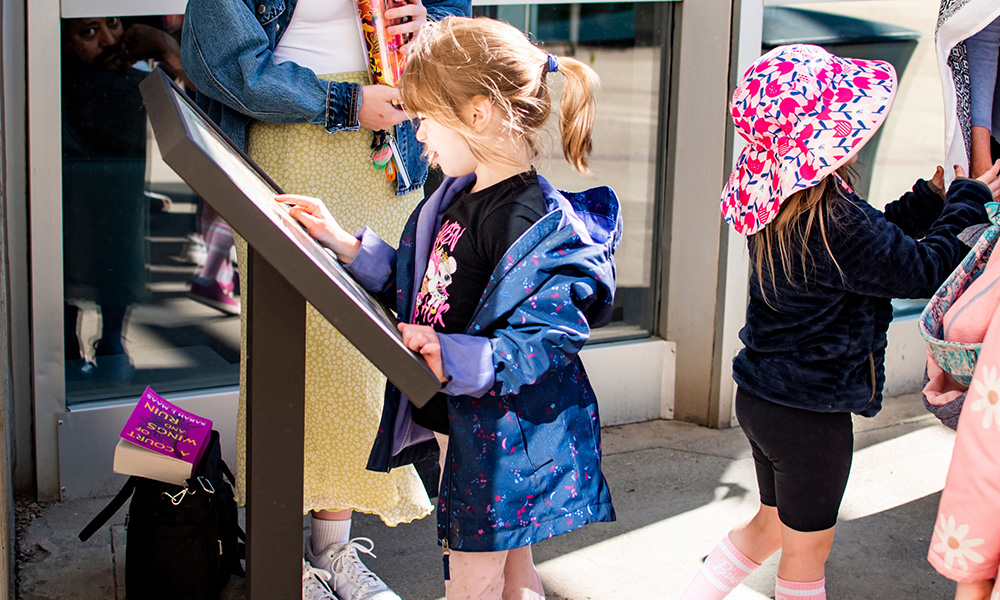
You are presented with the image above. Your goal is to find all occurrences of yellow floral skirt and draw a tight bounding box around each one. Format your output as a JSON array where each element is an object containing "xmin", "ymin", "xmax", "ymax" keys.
[{"xmin": 234, "ymin": 71, "xmax": 431, "ymax": 525}]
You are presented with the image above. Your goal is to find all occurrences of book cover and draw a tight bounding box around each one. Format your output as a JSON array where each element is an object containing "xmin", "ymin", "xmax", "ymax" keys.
[
  {"xmin": 112, "ymin": 439, "xmax": 192, "ymax": 486},
  {"xmin": 119, "ymin": 387, "xmax": 213, "ymax": 473},
  {"xmin": 356, "ymin": 0, "xmax": 410, "ymax": 87}
]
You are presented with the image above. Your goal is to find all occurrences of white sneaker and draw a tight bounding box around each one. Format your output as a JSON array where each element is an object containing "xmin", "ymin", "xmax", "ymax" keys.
[
  {"xmin": 303, "ymin": 559, "xmax": 336, "ymax": 600},
  {"xmin": 305, "ymin": 538, "xmax": 401, "ymax": 600}
]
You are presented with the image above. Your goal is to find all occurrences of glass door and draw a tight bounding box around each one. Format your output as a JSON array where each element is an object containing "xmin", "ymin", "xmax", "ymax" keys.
[
  {"xmin": 30, "ymin": 0, "xmax": 676, "ymax": 499},
  {"xmin": 59, "ymin": 11, "xmax": 240, "ymax": 405},
  {"xmin": 474, "ymin": 1, "xmax": 674, "ymax": 342},
  {"xmin": 29, "ymin": 0, "xmax": 241, "ymax": 499}
]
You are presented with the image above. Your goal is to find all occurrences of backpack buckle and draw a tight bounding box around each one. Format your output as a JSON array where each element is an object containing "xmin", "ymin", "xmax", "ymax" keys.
[
  {"xmin": 163, "ymin": 485, "xmax": 192, "ymax": 506},
  {"xmin": 197, "ymin": 476, "xmax": 215, "ymax": 494}
]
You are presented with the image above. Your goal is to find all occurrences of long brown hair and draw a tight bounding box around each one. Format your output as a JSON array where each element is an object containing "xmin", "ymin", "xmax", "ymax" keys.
[
  {"xmin": 751, "ymin": 170, "xmax": 855, "ymax": 301},
  {"xmin": 399, "ymin": 17, "xmax": 600, "ymax": 174}
]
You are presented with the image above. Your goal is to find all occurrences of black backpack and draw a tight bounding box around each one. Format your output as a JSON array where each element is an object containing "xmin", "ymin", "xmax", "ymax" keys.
[{"xmin": 80, "ymin": 431, "xmax": 245, "ymax": 599}]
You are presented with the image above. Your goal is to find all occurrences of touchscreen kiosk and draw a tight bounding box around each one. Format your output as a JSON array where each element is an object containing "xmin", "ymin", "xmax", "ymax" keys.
[{"xmin": 139, "ymin": 68, "xmax": 440, "ymax": 406}]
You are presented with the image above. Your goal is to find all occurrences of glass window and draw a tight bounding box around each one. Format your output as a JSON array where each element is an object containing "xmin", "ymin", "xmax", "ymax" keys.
[
  {"xmin": 474, "ymin": 2, "xmax": 674, "ymax": 341},
  {"xmin": 766, "ymin": 1, "xmax": 936, "ymax": 318},
  {"xmin": 60, "ymin": 14, "xmax": 240, "ymax": 405}
]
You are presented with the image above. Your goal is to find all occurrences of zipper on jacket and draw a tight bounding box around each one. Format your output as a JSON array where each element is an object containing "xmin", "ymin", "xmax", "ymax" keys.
[
  {"xmin": 442, "ymin": 448, "xmax": 454, "ymax": 580},
  {"xmin": 441, "ymin": 538, "xmax": 451, "ymax": 580},
  {"xmin": 867, "ymin": 353, "xmax": 876, "ymax": 404}
]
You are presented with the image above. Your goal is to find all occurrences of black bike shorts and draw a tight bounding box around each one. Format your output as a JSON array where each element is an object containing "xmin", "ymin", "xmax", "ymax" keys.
[{"xmin": 735, "ymin": 387, "xmax": 854, "ymax": 532}]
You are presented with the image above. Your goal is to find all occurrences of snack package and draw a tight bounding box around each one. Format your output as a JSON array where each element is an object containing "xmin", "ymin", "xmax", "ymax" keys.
[{"xmin": 356, "ymin": 0, "xmax": 411, "ymax": 87}]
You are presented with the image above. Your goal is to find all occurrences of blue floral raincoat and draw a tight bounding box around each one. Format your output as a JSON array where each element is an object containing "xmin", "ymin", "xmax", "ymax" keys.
[{"xmin": 346, "ymin": 173, "xmax": 620, "ymax": 552}]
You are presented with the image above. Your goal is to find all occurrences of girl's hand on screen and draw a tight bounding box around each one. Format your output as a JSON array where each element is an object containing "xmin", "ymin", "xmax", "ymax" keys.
[
  {"xmin": 276, "ymin": 194, "xmax": 360, "ymax": 263},
  {"xmin": 397, "ymin": 323, "xmax": 447, "ymax": 382}
]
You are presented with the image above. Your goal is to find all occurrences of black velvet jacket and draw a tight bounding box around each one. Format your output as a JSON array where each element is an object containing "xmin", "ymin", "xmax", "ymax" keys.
[{"xmin": 734, "ymin": 178, "xmax": 991, "ymax": 417}]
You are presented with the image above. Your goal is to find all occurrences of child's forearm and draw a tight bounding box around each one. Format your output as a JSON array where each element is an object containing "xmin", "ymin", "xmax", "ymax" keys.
[
  {"xmin": 325, "ymin": 232, "xmax": 362, "ymax": 264},
  {"xmin": 883, "ymin": 178, "xmax": 946, "ymax": 238}
]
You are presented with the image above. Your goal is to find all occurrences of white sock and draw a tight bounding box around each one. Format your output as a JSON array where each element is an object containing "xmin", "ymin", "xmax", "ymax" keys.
[{"xmin": 311, "ymin": 516, "xmax": 351, "ymax": 555}]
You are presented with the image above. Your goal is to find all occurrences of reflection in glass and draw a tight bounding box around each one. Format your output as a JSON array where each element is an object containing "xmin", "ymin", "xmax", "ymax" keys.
[
  {"xmin": 61, "ymin": 15, "xmax": 240, "ymax": 405},
  {"xmin": 475, "ymin": 3, "xmax": 672, "ymax": 341}
]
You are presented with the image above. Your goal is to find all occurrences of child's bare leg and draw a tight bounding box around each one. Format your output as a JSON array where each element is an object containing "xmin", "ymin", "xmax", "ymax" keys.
[
  {"xmin": 501, "ymin": 545, "xmax": 543, "ymax": 600},
  {"xmin": 777, "ymin": 523, "xmax": 835, "ymax": 582},
  {"xmin": 729, "ymin": 504, "xmax": 782, "ymax": 563},
  {"xmin": 446, "ymin": 549, "xmax": 507, "ymax": 600}
]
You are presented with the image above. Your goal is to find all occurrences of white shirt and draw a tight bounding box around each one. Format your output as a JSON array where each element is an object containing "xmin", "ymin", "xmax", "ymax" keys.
[{"xmin": 273, "ymin": 0, "xmax": 368, "ymax": 76}]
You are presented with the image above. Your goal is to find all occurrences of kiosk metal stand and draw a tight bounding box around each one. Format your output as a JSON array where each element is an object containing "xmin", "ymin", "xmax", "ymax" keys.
[
  {"xmin": 139, "ymin": 68, "xmax": 440, "ymax": 599},
  {"xmin": 245, "ymin": 248, "xmax": 306, "ymax": 597}
]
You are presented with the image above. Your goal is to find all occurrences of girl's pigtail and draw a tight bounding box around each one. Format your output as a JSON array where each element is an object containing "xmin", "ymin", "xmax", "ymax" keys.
[{"xmin": 554, "ymin": 56, "xmax": 599, "ymax": 175}]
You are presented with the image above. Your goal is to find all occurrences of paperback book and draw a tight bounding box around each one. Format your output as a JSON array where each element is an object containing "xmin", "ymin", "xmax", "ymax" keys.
[{"xmin": 113, "ymin": 387, "xmax": 213, "ymax": 485}]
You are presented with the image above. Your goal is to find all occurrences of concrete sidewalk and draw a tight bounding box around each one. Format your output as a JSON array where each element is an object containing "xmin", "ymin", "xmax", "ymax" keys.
[{"xmin": 16, "ymin": 393, "xmax": 960, "ymax": 599}]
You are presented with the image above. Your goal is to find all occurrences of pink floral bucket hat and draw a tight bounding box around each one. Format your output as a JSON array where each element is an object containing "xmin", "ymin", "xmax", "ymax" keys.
[{"xmin": 722, "ymin": 44, "xmax": 897, "ymax": 235}]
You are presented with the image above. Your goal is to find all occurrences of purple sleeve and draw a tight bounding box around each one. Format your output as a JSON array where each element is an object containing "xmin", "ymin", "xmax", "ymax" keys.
[
  {"xmin": 342, "ymin": 227, "xmax": 397, "ymax": 293},
  {"xmin": 437, "ymin": 333, "xmax": 495, "ymax": 397}
]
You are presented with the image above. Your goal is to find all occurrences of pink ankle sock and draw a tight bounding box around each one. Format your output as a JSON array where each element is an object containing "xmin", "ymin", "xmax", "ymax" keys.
[
  {"xmin": 679, "ymin": 535, "xmax": 761, "ymax": 600},
  {"xmin": 775, "ymin": 576, "xmax": 825, "ymax": 599}
]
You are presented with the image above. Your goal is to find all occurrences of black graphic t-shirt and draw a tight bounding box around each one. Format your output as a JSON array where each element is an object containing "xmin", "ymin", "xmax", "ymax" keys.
[{"xmin": 410, "ymin": 170, "xmax": 547, "ymax": 433}]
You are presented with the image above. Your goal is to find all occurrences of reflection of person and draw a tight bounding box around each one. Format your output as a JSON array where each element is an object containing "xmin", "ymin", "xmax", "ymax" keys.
[
  {"xmin": 936, "ymin": 1, "xmax": 1000, "ymax": 184},
  {"xmin": 679, "ymin": 44, "xmax": 1000, "ymax": 600},
  {"xmin": 187, "ymin": 203, "xmax": 239, "ymax": 315},
  {"xmin": 924, "ymin": 204, "xmax": 1000, "ymax": 600},
  {"xmin": 181, "ymin": 0, "xmax": 470, "ymax": 598},
  {"xmin": 61, "ymin": 17, "xmax": 187, "ymax": 372},
  {"xmin": 283, "ymin": 18, "xmax": 617, "ymax": 599}
]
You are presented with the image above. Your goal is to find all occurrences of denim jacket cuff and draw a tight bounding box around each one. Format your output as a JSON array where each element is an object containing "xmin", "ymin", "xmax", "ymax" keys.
[{"xmin": 324, "ymin": 80, "xmax": 362, "ymax": 133}]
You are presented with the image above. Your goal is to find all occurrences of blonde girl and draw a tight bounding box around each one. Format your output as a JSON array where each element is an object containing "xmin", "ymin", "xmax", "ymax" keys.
[
  {"xmin": 282, "ymin": 16, "xmax": 620, "ymax": 599},
  {"xmin": 679, "ymin": 44, "xmax": 1000, "ymax": 600}
]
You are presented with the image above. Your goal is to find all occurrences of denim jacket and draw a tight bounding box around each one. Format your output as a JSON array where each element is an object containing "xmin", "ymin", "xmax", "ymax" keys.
[{"xmin": 181, "ymin": 0, "xmax": 470, "ymax": 194}]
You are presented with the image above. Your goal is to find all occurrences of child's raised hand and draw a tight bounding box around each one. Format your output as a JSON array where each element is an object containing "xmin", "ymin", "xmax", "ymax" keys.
[
  {"xmin": 276, "ymin": 194, "xmax": 361, "ymax": 263},
  {"xmin": 961, "ymin": 159, "xmax": 1000, "ymax": 200},
  {"xmin": 930, "ymin": 165, "xmax": 945, "ymax": 195},
  {"xmin": 397, "ymin": 323, "xmax": 447, "ymax": 383}
]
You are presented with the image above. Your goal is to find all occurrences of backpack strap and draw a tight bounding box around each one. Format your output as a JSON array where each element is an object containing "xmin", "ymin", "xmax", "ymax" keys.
[
  {"xmin": 78, "ymin": 476, "xmax": 137, "ymax": 542},
  {"xmin": 219, "ymin": 459, "xmax": 235, "ymax": 486},
  {"xmin": 211, "ymin": 459, "xmax": 246, "ymax": 576}
]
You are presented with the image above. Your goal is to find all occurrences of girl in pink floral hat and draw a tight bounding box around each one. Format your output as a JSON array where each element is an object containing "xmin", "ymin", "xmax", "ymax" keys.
[{"xmin": 680, "ymin": 44, "xmax": 1000, "ymax": 600}]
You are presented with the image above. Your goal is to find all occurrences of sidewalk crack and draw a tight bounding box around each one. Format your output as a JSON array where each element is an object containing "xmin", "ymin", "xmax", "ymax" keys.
[{"xmin": 110, "ymin": 528, "xmax": 121, "ymax": 599}]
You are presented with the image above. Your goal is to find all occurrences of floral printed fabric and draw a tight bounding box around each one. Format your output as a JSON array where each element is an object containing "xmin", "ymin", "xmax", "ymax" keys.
[
  {"xmin": 233, "ymin": 71, "xmax": 433, "ymax": 525},
  {"xmin": 928, "ymin": 284, "xmax": 1000, "ymax": 588},
  {"xmin": 722, "ymin": 44, "xmax": 897, "ymax": 235},
  {"xmin": 920, "ymin": 204, "xmax": 1000, "ymax": 387},
  {"xmin": 364, "ymin": 175, "xmax": 619, "ymax": 551}
]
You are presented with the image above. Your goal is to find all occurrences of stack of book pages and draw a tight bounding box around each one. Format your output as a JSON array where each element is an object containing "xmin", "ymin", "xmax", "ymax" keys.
[{"xmin": 113, "ymin": 387, "xmax": 213, "ymax": 485}]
